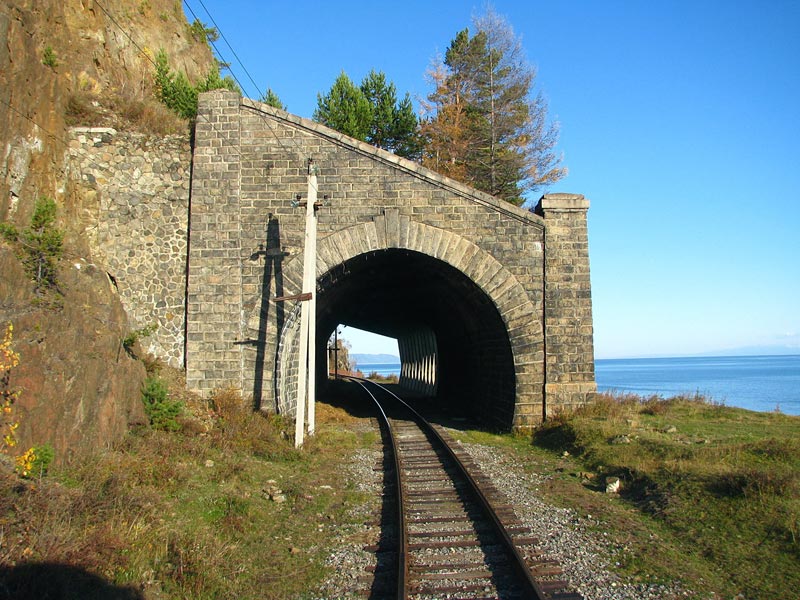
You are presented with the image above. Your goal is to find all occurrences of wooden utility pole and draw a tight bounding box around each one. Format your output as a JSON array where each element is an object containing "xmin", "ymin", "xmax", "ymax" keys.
[
  {"xmin": 294, "ymin": 159, "xmax": 319, "ymax": 448},
  {"xmin": 333, "ymin": 328, "xmax": 339, "ymax": 380}
]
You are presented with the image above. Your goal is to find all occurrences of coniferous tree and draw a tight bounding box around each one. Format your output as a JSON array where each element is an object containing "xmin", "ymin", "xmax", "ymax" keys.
[
  {"xmin": 391, "ymin": 94, "xmax": 424, "ymax": 160},
  {"xmin": 260, "ymin": 88, "xmax": 286, "ymax": 111},
  {"xmin": 421, "ymin": 9, "xmax": 565, "ymax": 205},
  {"xmin": 314, "ymin": 70, "xmax": 421, "ymax": 160},
  {"xmin": 360, "ymin": 70, "xmax": 397, "ymax": 149},
  {"xmin": 153, "ymin": 50, "xmax": 239, "ymax": 120},
  {"xmin": 314, "ymin": 71, "xmax": 373, "ymax": 141}
]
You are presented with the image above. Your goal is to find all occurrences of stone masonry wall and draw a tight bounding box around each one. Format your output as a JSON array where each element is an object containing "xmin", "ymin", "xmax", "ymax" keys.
[
  {"xmin": 185, "ymin": 92, "xmax": 242, "ymax": 393},
  {"xmin": 188, "ymin": 91, "xmax": 549, "ymax": 425},
  {"xmin": 536, "ymin": 194, "xmax": 597, "ymax": 412},
  {"xmin": 67, "ymin": 127, "xmax": 191, "ymax": 367},
  {"xmin": 187, "ymin": 90, "xmax": 596, "ymax": 426},
  {"xmin": 237, "ymin": 96, "xmax": 548, "ymax": 426}
]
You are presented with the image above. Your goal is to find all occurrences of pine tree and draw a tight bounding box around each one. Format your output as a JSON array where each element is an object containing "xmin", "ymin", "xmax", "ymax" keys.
[
  {"xmin": 313, "ymin": 71, "xmax": 373, "ymax": 141},
  {"xmin": 421, "ymin": 9, "xmax": 565, "ymax": 205},
  {"xmin": 260, "ymin": 88, "xmax": 286, "ymax": 111},
  {"xmin": 314, "ymin": 70, "xmax": 421, "ymax": 160}
]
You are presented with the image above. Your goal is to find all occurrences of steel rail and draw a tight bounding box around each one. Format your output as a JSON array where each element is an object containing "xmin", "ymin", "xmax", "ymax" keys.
[
  {"xmin": 352, "ymin": 377, "xmax": 550, "ymax": 600},
  {"xmin": 351, "ymin": 379, "xmax": 408, "ymax": 598}
]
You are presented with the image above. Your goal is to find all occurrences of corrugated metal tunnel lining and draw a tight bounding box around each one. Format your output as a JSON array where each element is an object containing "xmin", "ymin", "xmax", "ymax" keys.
[{"xmin": 316, "ymin": 249, "xmax": 516, "ymax": 428}]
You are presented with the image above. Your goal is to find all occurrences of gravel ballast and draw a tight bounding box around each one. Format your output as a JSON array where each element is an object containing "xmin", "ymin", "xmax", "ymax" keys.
[{"xmin": 316, "ymin": 422, "xmax": 697, "ymax": 599}]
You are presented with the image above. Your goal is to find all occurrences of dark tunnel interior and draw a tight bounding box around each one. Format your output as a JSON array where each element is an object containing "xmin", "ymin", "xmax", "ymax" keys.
[{"xmin": 315, "ymin": 249, "xmax": 517, "ymax": 428}]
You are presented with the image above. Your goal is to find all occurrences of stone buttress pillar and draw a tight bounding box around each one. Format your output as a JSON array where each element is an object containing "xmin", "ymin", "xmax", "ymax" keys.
[
  {"xmin": 535, "ymin": 193, "xmax": 597, "ymax": 415},
  {"xmin": 185, "ymin": 90, "xmax": 243, "ymax": 394}
]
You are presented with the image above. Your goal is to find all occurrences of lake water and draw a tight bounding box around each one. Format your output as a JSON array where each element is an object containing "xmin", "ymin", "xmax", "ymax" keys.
[
  {"xmin": 596, "ymin": 354, "xmax": 800, "ymax": 415},
  {"xmin": 356, "ymin": 363, "xmax": 402, "ymax": 377},
  {"xmin": 356, "ymin": 355, "xmax": 800, "ymax": 416}
]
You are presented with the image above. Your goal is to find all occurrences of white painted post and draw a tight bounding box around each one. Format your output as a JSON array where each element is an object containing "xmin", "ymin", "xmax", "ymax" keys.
[
  {"xmin": 294, "ymin": 164, "xmax": 318, "ymax": 448},
  {"xmin": 307, "ymin": 170, "xmax": 318, "ymax": 436}
]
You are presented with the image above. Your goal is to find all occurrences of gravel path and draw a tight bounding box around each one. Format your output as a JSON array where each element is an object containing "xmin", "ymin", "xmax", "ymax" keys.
[{"xmin": 315, "ymin": 423, "xmax": 698, "ymax": 599}]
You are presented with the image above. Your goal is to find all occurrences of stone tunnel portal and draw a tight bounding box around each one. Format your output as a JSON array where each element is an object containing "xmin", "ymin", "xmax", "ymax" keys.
[
  {"xmin": 186, "ymin": 92, "xmax": 596, "ymax": 429},
  {"xmin": 315, "ymin": 249, "xmax": 517, "ymax": 429}
]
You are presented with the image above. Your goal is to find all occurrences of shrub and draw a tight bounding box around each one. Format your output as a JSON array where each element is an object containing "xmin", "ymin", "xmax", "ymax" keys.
[
  {"xmin": 122, "ymin": 323, "xmax": 158, "ymax": 355},
  {"xmin": 1, "ymin": 323, "xmax": 21, "ymax": 451},
  {"xmin": 153, "ymin": 49, "xmax": 239, "ymax": 120},
  {"xmin": 142, "ymin": 376, "xmax": 183, "ymax": 431},
  {"xmin": 188, "ymin": 18, "xmax": 219, "ymax": 43}
]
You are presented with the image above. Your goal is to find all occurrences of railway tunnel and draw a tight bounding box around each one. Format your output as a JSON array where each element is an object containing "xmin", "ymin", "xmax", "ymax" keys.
[
  {"xmin": 316, "ymin": 248, "xmax": 517, "ymax": 429},
  {"xmin": 186, "ymin": 92, "xmax": 596, "ymax": 429}
]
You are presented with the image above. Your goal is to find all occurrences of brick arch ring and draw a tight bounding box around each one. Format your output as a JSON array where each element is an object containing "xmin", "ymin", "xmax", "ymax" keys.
[{"xmin": 250, "ymin": 216, "xmax": 542, "ymax": 415}]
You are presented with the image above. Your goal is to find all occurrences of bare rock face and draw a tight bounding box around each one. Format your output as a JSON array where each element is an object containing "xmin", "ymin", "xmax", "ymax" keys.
[
  {"xmin": 1, "ymin": 0, "xmax": 216, "ymax": 217},
  {"xmin": 0, "ymin": 1, "xmax": 216, "ymax": 459},
  {"xmin": 0, "ymin": 247, "xmax": 147, "ymax": 464}
]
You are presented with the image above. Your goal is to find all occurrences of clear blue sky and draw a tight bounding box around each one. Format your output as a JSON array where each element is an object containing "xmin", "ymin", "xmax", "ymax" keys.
[{"xmin": 193, "ymin": 0, "xmax": 800, "ymax": 359}]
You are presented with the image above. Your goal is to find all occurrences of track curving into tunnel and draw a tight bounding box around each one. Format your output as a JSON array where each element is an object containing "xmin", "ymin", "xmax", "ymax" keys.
[{"xmin": 316, "ymin": 248, "xmax": 517, "ymax": 429}]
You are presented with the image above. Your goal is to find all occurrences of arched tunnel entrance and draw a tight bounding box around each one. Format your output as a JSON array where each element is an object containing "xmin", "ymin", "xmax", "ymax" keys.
[{"xmin": 315, "ymin": 249, "xmax": 517, "ymax": 429}]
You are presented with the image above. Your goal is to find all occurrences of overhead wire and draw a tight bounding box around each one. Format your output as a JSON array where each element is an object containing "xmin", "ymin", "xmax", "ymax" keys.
[
  {"xmin": 181, "ymin": 0, "xmax": 310, "ymax": 162},
  {"xmin": 89, "ymin": 0, "xmax": 251, "ymax": 164},
  {"xmin": 193, "ymin": 0, "xmax": 265, "ymax": 101},
  {"xmin": 96, "ymin": 0, "xmax": 305, "ymax": 164},
  {"xmin": 6, "ymin": 0, "xmax": 312, "ymax": 211},
  {"xmin": 180, "ymin": 0, "xmax": 250, "ymax": 97}
]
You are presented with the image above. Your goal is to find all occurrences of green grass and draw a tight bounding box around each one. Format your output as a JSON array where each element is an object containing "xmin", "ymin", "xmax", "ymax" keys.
[
  {"xmin": 4, "ymin": 383, "xmax": 797, "ymax": 598},
  {"xmin": 457, "ymin": 393, "xmax": 800, "ymax": 598},
  {"xmin": 0, "ymin": 374, "xmax": 375, "ymax": 599}
]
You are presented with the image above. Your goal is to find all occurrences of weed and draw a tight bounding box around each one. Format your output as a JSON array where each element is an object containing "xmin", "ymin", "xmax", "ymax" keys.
[
  {"xmin": 65, "ymin": 92, "xmax": 102, "ymax": 126},
  {"xmin": 530, "ymin": 391, "xmax": 800, "ymax": 597},
  {"xmin": 42, "ymin": 46, "xmax": 58, "ymax": 68},
  {"xmin": 108, "ymin": 95, "xmax": 186, "ymax": 134},
  {"xmin": 122, "ymin": 323, "xmax": 158, "ymax": 355},
  {"xmin": 366, "ymin": 371, "xmax": 399, "ymax": 384},
  {"xmin": 15, "ymin": 443, "xmax": 55, "ymax": 478},
  {"xmin": 209, "ymin": 387, "xmax": 298, "ymax": 460},
  {"xmin": 4, "ymin": 376, "xmax": 367, "ymax": 596},
  {"xmin": 713, "ymin": 466, "xmax": 798, "ymax": 500}
]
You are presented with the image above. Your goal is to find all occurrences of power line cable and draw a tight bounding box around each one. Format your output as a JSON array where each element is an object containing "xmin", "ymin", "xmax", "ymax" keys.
[
  {"xmin": 91, "ymin": 0, "xmax": 254, "ymax": 161},
  {"xmin": 14, "ymin": 0, "xmax": 309, "ymax": 196},
  {"xmin": 181, "ymin": 0, "xmax": 308, "ymax": 161},
  {"xmin": 96, "ymin": 0, "xmax": 306, "ymax": 169},
  {"xmin": 181, "ymin": 0, "xmax": 250, "ymax": 97},
  {"xmin": 192, "ymin": 0, "xmax": 265, "ymax": 100}
]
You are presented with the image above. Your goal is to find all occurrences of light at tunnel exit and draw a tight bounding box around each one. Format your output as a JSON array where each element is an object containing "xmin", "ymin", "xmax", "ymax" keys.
[{"xmin": 335, "ymin": 326, "xmax": 399, "ymax": 358}]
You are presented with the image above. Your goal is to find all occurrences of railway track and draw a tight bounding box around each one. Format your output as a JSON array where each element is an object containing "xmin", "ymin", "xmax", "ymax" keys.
[{"xmin": 351, "ymin": 378, "xmax": 582, "ymax": 600}]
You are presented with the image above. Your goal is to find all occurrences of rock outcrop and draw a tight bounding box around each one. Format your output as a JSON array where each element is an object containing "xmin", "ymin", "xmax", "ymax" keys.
[{"xmin": 0, "ymin": 0, "xmax": 217, "ymax": 461}]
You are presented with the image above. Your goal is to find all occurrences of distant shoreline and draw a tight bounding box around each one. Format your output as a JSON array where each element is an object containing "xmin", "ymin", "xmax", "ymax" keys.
[{"xmin": 596, "ymin": 351, "xmax": 800, "ymax": 361}]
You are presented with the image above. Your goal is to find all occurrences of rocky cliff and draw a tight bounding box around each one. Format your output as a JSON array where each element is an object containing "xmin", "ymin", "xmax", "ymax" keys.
[{"xmin": 0, "ymin": 0, "xmax": 217, "ymax": 461}]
